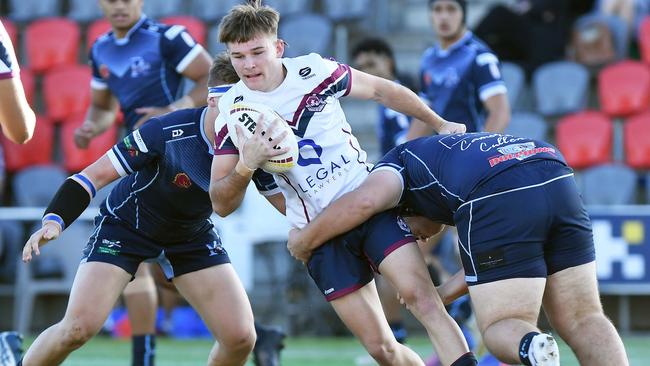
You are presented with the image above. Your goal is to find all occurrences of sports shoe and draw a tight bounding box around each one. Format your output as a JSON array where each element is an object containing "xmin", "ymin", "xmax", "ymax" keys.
[
  {"xmin": 0, "ymin": 331, "xmax": 23, "ymax": 366},
  {"xmin": 253, "ymin": 325, "xmax": 285, "ymax": 366},
  {"xmin": 529, "ymin": 333, "xmax": 560, "ymax": 366}
]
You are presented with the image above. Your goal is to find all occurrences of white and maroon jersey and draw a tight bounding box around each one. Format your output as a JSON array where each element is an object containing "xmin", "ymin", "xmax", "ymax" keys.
[
  {"xmin": 0, "ymin": 21, "xmax": 19, "ymax": 80},
  {"xmin": 215, "ymin": 53, "xmax": 372, "ymax": 228}
]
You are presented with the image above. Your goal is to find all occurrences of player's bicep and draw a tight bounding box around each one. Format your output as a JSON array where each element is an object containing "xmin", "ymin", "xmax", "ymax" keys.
[
  {"xmin": 90, "ymin": 87, "xmax": 118, "ymax": 112},
  {"xmin": 346, "ymin": 67, "xmax": 383, "ymax": 100},
  {"xmin": 475, "ymin": 53, "xmax": 507, "ymax": 102},
  {"xmin": 359, "ymin": 170, "xmax": 403, "ymax": 212},
  {"xmin": 211, "ymin": 154, "xmax": 239, "ymax": 183},
  {"xmin": 180, "ymin": 48, "xmax": 212, "ymax": 82},
  {"xmin": 81, "ymin": 154, "xmax": 121, "ymax": 190}
]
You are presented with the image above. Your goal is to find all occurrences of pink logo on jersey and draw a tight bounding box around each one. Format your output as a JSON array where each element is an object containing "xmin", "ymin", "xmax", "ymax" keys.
[{"xmin": 305, "ymin": 94, "xmax": 327, "ymax": 112}]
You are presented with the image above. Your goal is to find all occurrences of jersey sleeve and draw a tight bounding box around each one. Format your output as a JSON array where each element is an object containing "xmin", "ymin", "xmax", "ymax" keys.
[
  {"xmin": 318, "ymin": 56, "xmax": 352, "ymax": 98},
  {"xmin": 213, "ymin": 112, "xmax": 238, "ymax": 156},
  {"xmin": 473, "ymin": 52, "xmax": 507, "ymax": 102},
  {"xmin": 0, "ymin": 24, "xmax": 18, "ymax": 80},
  {"xmin": 88, "ymin": 46, "xmax": 108, "ymax": 90},
  {"xmin": 252, "ymin": 169, "xmax": 281, "ymax": 196},
  {"xmin": 372, "ymin": 146, "xmax": 407, "ymax": 203},
  {"xmin": 107, "ymin": 118, "xmax": 164, "ymax": 176},
  {"xmin": 160, "ymin": 25, "xmax": 205, "ymax": 74}
]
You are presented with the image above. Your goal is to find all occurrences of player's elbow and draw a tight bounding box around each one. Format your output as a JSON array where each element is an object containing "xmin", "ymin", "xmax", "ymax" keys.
[{"xmin": 211, "ymin": 201, "xmax": 233, "ymax": 217}]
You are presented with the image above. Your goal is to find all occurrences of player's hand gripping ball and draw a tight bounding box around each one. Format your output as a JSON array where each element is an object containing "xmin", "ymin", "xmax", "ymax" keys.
[{"xmin": 226, "ymin": 102, "xmax": 299, "ymax": 173}]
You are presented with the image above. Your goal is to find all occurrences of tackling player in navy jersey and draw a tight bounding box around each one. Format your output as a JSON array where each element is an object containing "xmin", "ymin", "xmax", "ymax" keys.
[
  {"xmin": 71, "ymin": 1, "xmax": 212, "ymax": 363},
  {"xmin": 409, "ymin": 0, "xmax": 510, "ymax": 138},
  {"xmin": 288, "ymin": 133, "xmax": 629, "ymax": 366},
  {"xmin": 16, "ymin": 55, "xmax": 260, "ymax": 366}
]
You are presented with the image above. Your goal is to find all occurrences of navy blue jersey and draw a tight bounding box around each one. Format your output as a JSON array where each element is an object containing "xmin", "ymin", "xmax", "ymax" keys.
[
  {"xmin": 374, "ymin": 133, "xmax": 566, "ymax": 224},
  {"xmin": 89, "ymin": 16, "xmax": 203, "ymax": 131},
  {"xmin": 103, "ymin": 107, "xmax": 216, "ymax": 243},
  {"xmin": 419, "ymin": 32, "xmax": 506, "ymax": 132},
  {"xmin": 377, "ymin": 80, "xmax": 411, "ymax": 155}
]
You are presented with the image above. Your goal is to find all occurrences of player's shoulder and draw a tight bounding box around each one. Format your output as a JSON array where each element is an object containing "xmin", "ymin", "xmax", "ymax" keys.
[
  {"xmin": 217, "ymin": 81, "xmax": 247, "ymax": 110},
  {"xmin": 147, "ymin": 107, "xmax": 204, "ymax": 141},
  {"xmin": 465, "ymin": 33, "xmax": 497, "ymax": 57},
  {"xmin": 419, "ymin": 46, "xmax": 437, "ymax": 64},
  {"xmin": 283, "ymin": 52, "xmax": 338, "ymax": 78}
]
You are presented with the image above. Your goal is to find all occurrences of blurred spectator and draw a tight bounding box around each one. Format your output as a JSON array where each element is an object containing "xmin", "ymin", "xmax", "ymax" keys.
[
  {"xmin": 475, "ymin": 0, "xmax": 595, "ymax": 76},
  {"xmin": 409, "ymin": 0, "xmax": 510, "ymax": 138}
]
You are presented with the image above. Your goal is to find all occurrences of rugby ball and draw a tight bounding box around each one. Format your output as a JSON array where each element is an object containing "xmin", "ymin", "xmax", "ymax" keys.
[{"xmin": 226, "ymin": 102, "xmax": 298, "ymax": 173}]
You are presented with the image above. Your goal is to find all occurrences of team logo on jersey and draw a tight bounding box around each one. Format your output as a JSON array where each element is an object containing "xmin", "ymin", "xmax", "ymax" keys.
[
  {"xmin": 397, "ymin": 216, "xmax": 411, "ymax": 233},
  {"xmin": 234, "ymin": 95, "xmax": 244, "ymax": 103},
  {"xmin": 173, "ymin": 172, "xmax": 192, "ymax": 188},
  {"xmin": 129, "ymin": 56, "xmax": 151, "ymax": 78},
  {"xmin": 206, "ymin": 241, "xmax": 225, "ymax": 256},
  {"xmin": 305, "ymin": 94, "xmax": 327, "ymax": 112},
  {"xmin": 99, "ymin": 64, "xmax": 110, "ymax": 80},
  {"xmin": 489, "ymin": 142, "xmax": 556, "ymax": 167},
  {"xmin": 299, "ymin": 67, "xmax": 314, "ymax": 80},
  {"xmin": 123, "ymin": 136, "xmax": 139, "ymax": 157}
]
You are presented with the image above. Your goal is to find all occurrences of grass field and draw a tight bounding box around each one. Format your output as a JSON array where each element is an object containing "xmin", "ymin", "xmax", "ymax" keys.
[{"xmin": 26, "ymin": 334, "xmax": 649, "ymax": 365}]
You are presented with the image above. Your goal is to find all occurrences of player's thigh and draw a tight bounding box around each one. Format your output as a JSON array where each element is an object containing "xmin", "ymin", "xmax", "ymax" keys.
[
  {"xmin": 173, "ymin": 264, "xmax": 254, "ymax": 338},
  {"xmin": 63, "ymin": 261, "xmax": 132, "ymax": 329},
  {"xmin": 542, "ymin": 261, "xmax": 602, "ymax": 331},
  {"xmin": 468, "ymin": 277, "xmax": 546, "ymax": 333},
  {"xmin": 329, "ymin": 280, "xmax": 395, "ymax": 344}
]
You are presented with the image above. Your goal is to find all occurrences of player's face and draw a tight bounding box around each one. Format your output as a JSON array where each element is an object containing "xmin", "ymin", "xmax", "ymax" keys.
[
  {"xmin": 430, "ymin": 1, "xmax": 464, "ymax": 41},
  {"xmin": 353, "ymin": 52, "xmax": 393, "ymax": 80},
  {"xmin": 403, "ymin": 215, "xmax": 443, "ymax": 241},
  {"xmin": 228, "ymin": 34, "xmax": 285, "ymax": 92},
  {"xmin": 99, "ymin": 0, "xmax": 143, "ymax": 31}
]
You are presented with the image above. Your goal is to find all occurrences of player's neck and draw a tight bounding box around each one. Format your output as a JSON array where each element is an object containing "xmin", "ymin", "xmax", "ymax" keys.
[
  {"xmin": 112, "ymin": 19, "xmax": 140, "ymax": 39},
  {"xmin": 261, "ymin": 64, "xmax": 288, "ymax": 92},
  {"xmin": 438, "ymin": 29, "xmax": 467, "ymax": 50}
]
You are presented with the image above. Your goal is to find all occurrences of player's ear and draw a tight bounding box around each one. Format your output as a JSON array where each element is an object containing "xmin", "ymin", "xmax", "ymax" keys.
[{"xmin": 275, "ymin": 39, "xmax": 286, "ymax": 58}]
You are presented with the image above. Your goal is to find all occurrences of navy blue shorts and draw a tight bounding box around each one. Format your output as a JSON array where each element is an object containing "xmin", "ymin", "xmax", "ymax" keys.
[
  {"xmin": 307, "ymin": 209, "xmax": 415, "ymax": 301},
  {"xmin": 81, "ymin": 215, "xmax": 230, "ymax": 280},
  {"xmin": 454, "ymin": 160, "xmax": 595, "ymax": 285}
]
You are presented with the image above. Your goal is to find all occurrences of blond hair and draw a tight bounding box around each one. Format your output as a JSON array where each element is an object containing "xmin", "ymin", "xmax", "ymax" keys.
[
  {"xmin": 208, "ymin": 52, "xmax": 239, "ymax": 86},
  {"xmin": 218, "ymin": 0, "xmax": 280, "ymax": 44}
]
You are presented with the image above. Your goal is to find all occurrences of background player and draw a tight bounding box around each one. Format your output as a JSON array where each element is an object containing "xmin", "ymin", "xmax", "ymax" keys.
[
  {"xmin": 72, "ymin": 1, "xmax": 212, "ymax": 364},
  {"xmin": 287, "ymin": 133, "xmax": 629, "ymax": 366},
  {"xmin": 209, "ymin": 3, "xmax": 477, "ymax": 366},
  {"xmin": 408, "ymin": 0, "xmax": 510, "ymax": 138},
  {"xmin": 16, "ymin": 54, "xmax": 261, "ymax": 366}
]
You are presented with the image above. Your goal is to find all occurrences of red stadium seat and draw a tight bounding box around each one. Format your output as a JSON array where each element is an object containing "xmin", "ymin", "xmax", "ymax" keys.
[
  {"xmin": 1, "ymin": 115, "xmax": 54, "ymax": 172},
  {"xmin": 25, "ymin": 18, "xmax": 80, "ymax": 74},
  {"xmin": 19, "ymin": 67, "xmax": 35, "ymax": 105},
  {"xmin": 61, "ymin": 114, "xmax": 117, "ymax": 172},
  {"xmin": 598, "ymin": 60, "xmax": 650, "ymax": 117},
  {"xmin": 161, "ymin": 16, "xmax": 206, "ymax": 46},
  {"xmin": 43, "ymin": 64, "xmax": 92, "ymax": 123},
  {"xmin": 1, "ymin": 18, "xmax": 18, "ymax": 49},
  {"xmin": 86, "ymin": 18, "xmax": 112, "ymax": 51},
  {"xmin": 624, "ymin": 111, "xmax": 650, "ymax": 169},
  {"xmin": 556, "ymin": 111, "xmax": 612, "ymax": 169}
]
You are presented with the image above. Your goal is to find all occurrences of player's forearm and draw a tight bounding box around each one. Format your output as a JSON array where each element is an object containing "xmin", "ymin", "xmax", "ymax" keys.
[
  {"xmin": 173, "ymin": 74, "xmax": 209, "ymax": 110},
  {"xmin": 210, "ymin": 161, "xmax": 254, "ymax": 217},
  {"xmin": 483, "ymin": 108, "xmax": 510, "ymax": 133},
  {"xmin": 302, "ymin": 190, "xmax": 382, "ymax": 250},
  {"xmin": 436, "ymin": 269, "xmax": 468, "ymax": 305},
  {"xmin": 85, "ymin": 105, "xmax": 117, "ymax": 136},
  {"xmin": 0, "ymin": 79, "xmax": 36, "ymax": 144},
  {"xmin": 376, "ymin": 82, "xmax": 445, "ymax": 133}
]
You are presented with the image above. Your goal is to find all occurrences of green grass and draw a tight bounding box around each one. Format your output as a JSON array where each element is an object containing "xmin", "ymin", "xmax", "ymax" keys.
[{"xmin": 23, "ymin": 334, "xmax": 649, "ymax": 365}]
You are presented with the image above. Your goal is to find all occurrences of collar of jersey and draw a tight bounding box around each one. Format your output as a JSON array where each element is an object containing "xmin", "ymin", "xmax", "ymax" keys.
[
  {"xmin": 199, "ymin": 107, "xmax": 214, "ymax": 154},
  {"xmin": 435, "ymin": 31, "xmax": 472, "ymax": 58},
  {"xmin": 112, "ymin": 15, "xmax": 148, "ymax": 46}
]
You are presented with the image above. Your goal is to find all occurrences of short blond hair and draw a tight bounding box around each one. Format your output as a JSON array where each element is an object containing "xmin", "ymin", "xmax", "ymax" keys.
[
  {"xmin": 218, "ymin": 0, "xmax": 280, "ymax": 44},
  {"xmin": 208, "ymin": 52, "xmax": 239, "ymax": 86}
]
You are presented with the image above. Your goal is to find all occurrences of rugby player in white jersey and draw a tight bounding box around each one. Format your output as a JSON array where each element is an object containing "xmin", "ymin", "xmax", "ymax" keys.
[{"xmin": 209, "ymin": 2, "xmax": 476, "ymax": 366}]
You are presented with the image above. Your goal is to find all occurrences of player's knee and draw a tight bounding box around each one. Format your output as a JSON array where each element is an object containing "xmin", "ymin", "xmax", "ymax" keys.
[
  {"xmin": 365, "ymin": 339, "xmax": 398, "ymax": 364},
  {"xmin": 58, "ymin": 320, "xmax": 97, "ymax": 349},
  {"xmin": 553, "ymin": 309, "xmax": 608, "ymax": 341},
  {"xmin": 219, "ymin": 324, "xmax": 256, "ymax": 354},
  {"xmin": 399, "ymin": 283, "xmax": 443, "ymax": 314}
]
